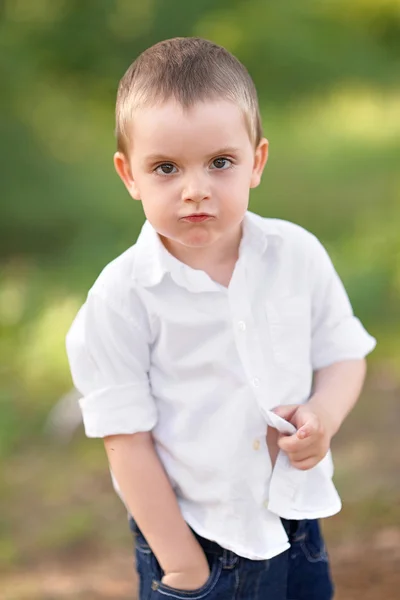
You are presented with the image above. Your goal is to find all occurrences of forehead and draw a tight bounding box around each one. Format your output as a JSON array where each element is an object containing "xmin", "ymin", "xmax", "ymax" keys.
[{"xmin": 130, "ymin": 99, "xmax": 252, "ymax": 159}]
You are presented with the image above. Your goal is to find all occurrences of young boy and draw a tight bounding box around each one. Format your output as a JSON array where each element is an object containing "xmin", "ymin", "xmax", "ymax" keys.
[{"xmin": 66, "ymin": 38, "xmax": 376, "ymax": 599}]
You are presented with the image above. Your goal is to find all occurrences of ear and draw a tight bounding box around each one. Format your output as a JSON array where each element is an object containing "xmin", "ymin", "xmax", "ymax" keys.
[
  {"xmin": 250, "ymin": 138, "xmax": 269, "ymax": 189},
  {"xmin": 114, "ymin": 152, "xmax": 141, "ymax": 200}
]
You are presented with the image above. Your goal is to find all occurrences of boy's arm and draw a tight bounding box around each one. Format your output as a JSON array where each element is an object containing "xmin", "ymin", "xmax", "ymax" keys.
[
  {"xmin": 271, "ymin": 232, "xmax": 376, "ymax": 470},
  {"xmin": 104, "ymin": 432, "xmax": 210, "ymax": 590},
  {"xmin": 66, "ymin": 294, "xmax": 209, "ymax": 590},
  {"xmin": 273, "ymin": 358, "xmax": 367, "ymax": 470},
  {"xmin": 307, "ymin": 357, "xmax": 367, "ymax": 436}
]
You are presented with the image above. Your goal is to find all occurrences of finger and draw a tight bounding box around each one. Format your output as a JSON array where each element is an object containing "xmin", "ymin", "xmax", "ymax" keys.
[
  {"xmin": 287, "ymin": 449, "xmax": 316, "ymax": 462},
  {"xmin": 272, "ymin": 404, "xmax": 299, "ymax": 422},
  {"xmin": 289, "ymin": 457, "xmax": 319, "ymax": 471},
  {"xmin": 297, "ymin": 425, "xmax": 312, "ymax": 440},
  {"xmin": 296, "ymin": 411, "xmax": 321, "ymax": 437},
  {"xmin": 278, "ymin": 432, "xmax": 315, "ymax": 453}
]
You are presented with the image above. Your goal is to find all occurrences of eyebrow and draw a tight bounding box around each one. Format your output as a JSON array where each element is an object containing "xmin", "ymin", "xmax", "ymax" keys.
[
  {"xmin": 143, "ymin": 147, "xmax": 242, "ymax": 166},
  {"xmin": 209, "ymin": 146, "xmax": 242, "ymax": 157},
  {"xmin": 143, "ymin": 154, "xmax": 172, "ymax": 166}
]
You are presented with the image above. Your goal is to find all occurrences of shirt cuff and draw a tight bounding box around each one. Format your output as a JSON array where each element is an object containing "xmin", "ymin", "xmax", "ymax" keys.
[
  {"xmin": 312, "ymin": 316, "xmax": 377, "ymax": 370},
  {"xmin": 78, "ymin": 383, "xmax": 157, "ymax": 438}
]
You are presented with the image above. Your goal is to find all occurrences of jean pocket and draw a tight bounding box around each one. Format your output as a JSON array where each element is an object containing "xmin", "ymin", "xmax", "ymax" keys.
[
  {"xmin": 151, "ymin": 555, "xmax": 223, "ymax": 599},
  {"xmin": 295, "ymin": 520, "xmax": 329, "ymax": 563}
]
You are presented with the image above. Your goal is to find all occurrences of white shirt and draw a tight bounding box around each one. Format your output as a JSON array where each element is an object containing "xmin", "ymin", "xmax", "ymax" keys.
[{"xmin": 66, "ymin": 211, "xmax": 376, "ymax": 560}]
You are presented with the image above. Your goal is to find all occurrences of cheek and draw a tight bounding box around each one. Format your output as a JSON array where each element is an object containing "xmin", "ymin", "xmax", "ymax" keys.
[
  {"xmin": 221, "ymin": 171, "xmax": 251, "ymax": 199},
  {"xmin": 134, "ymin": 178, "xmax": 160, "ymax": 206},
  {"xmin": 232, "ymin": 165, "xmax": 253, "ymax": 187},
  {"xmin": 139, "ymin": 180, "xmax": 178, "ymax": 222}
]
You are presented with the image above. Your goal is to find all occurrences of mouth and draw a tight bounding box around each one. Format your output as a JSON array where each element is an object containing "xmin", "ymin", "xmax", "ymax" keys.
[{"xmin": 180, "ymin": 213, "xmax": 214, "ymax": 223}]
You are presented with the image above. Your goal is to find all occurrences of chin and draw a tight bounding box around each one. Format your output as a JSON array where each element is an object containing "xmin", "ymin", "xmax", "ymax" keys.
[{"xmin": 182, "ymin": 230, "xmax": 216, "ymax": 247}]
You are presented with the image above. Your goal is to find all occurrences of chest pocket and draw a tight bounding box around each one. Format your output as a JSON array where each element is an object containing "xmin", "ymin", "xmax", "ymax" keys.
[{"xmin": 266, "ymin": 295, "xmax": 311, "ymax": 374}]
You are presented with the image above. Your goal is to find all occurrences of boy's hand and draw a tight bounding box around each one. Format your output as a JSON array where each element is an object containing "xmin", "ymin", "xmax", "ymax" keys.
[
  {"xmin": 161, "ymin": 563, "xmax": 210, "ymax": 591},
  {"xmin": 272, "ymin": 400, "xmax": 335, "ymax": 471}
]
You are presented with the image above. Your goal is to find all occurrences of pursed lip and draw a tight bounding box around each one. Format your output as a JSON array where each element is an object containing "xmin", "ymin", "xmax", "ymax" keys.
[{"xmin": 180, "ymin": 213, "xmax": 215, "ymax": 220}]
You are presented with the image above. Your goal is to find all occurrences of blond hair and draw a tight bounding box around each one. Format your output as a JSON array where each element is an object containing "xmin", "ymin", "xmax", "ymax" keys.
[{"xmin": 115, "ymin": 37, "xmax": 262, "ymax": 154}]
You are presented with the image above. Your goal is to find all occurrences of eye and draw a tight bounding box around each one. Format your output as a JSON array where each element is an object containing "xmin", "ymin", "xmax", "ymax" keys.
[
  {"xmin": 211, "ymin": 157, "xmax": 232, "ymax": 170},
  {"xmin": 155, "ymin": 163, "xmax": 177, "ymax": 175}
]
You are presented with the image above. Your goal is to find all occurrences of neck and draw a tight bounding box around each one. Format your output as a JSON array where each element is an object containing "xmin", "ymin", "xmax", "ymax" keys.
[{"xmin": 160, "ymin": 225, "xmax": 242, "ymax": 275}]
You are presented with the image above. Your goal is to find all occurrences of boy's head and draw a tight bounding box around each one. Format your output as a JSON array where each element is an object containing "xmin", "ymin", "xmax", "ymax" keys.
[{"xmin": 114, "ymin": 38, "xmax": 268, "ymax": 259}]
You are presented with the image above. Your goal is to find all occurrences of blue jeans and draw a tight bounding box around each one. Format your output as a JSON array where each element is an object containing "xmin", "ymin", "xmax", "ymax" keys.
[{"xmin": 129, "ymin": 517, "xmax": 334, "ymax": 600}]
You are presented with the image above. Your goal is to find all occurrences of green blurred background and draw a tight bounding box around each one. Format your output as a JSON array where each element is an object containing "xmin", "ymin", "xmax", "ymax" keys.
[{"xmin": 1, "ymin": 1, "xmax": 399, "ymax": 598}]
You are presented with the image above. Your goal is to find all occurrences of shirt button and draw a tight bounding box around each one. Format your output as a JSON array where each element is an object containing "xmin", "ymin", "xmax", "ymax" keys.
[
  {"xmin": 238, "ymin": 321, "xmax": 246, "ymax": 331},
  {"xmin": 253, "ymin": 439, "xmax": 260, "ymax": 451},
  {"xmin": 263, "ymin": 499, "xmax": 269, "ymax": 509},
  {"xmin": 252, "ymin": 377, "xmax": 260, "ymax": 388}
]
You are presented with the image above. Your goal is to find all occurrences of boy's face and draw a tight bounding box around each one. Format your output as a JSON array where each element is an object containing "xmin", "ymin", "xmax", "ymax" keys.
[{"xmin": 115, "ymin": 99, "xmax": 268, "ymax": 255}]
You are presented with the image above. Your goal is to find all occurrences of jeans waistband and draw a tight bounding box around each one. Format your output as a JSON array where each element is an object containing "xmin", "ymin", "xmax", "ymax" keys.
[
  {"xmin": 189, "ymin": 528, "xmax": 240, "ymax": 569},
  {"xmin": 129, "ymin": 514, "xmax": 301, "ymax": 568},
  {"xmin": 190, "ymin": 519, "xmax": 299, "ymax": 567}
]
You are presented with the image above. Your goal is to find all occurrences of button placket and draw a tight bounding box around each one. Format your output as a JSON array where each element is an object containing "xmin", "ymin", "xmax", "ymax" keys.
[{"xmin": 228, "ymin": 263, "xmax": 266, "ymax": 405}]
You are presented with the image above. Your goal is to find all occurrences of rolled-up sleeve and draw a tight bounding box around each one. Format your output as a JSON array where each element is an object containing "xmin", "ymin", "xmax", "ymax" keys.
[
  {"xmin": 309, "ymin": 235, "xmax": 376, "ymax": 370},
  {"xmin": 65, "ymin": 291, "xmax": 157, "ymax": 438}
]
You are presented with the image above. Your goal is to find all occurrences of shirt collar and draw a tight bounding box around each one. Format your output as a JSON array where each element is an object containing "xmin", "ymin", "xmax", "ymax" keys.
[{"xmin": 133, "ymin": 211, "xmax": 283, "ymax": 291}]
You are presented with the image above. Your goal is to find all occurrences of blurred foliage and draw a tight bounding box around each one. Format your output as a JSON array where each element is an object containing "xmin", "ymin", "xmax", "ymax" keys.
[
  {"xmin": 1, "ymin": 0, "xmax": 399, "ymax": 444},
  {"xmin": 0, "ymin": 0, "xmax": 400, "ymax": 568}
]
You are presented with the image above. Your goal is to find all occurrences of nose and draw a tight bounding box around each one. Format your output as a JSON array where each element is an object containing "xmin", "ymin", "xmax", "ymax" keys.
[{"xmin": 181, "ymin": 171, "xmax": 211, "ymax": 204}]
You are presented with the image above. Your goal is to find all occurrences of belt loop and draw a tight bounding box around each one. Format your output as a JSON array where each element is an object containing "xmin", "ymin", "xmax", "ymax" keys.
[{"xmin": 221, "ymin": 547, "xmax": 237, "ymax": 568}]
